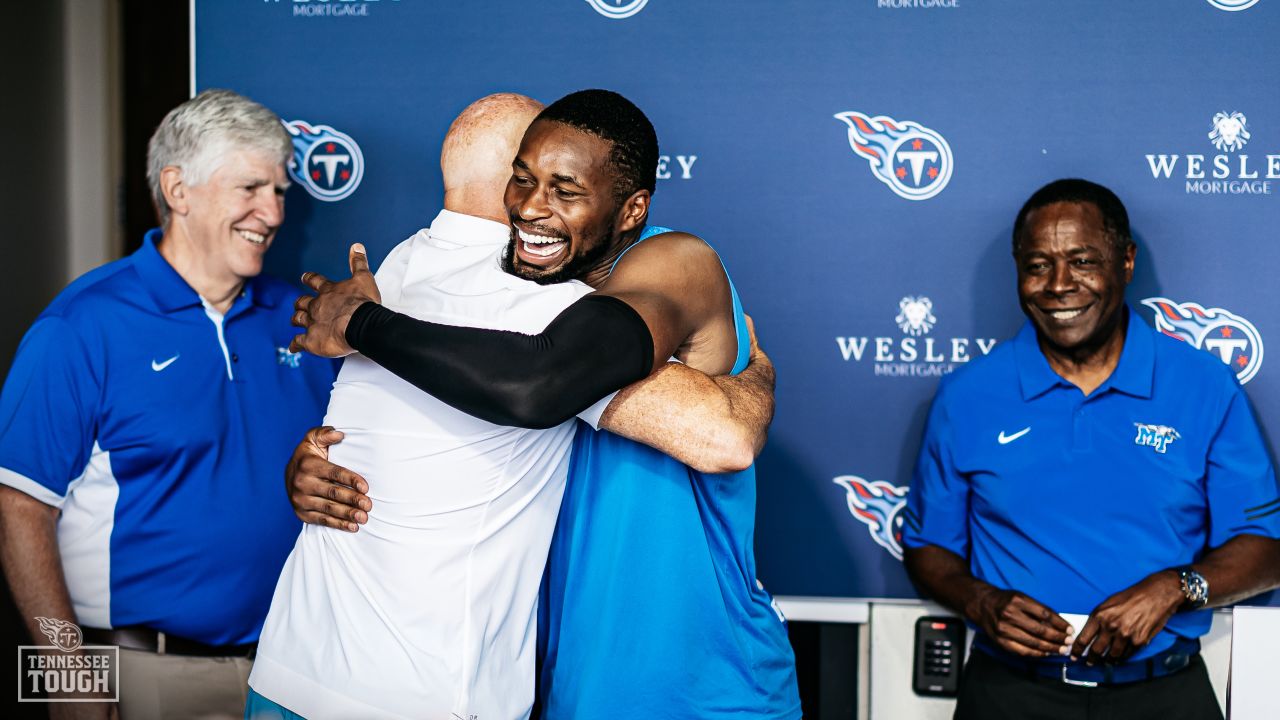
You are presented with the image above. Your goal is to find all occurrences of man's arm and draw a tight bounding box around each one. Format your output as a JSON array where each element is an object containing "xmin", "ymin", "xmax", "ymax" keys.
[
  {"xmin": 1191, "ymin": 534, "xmax": 1280, "ymax": 606},
  {"xmin": 1068, "ymin": 534, "xmax": 1280, "ymax": 664},
  {"xmin": 902, "ymin": 382, "xmax": 1072, "ymax": 659},
  {"xmin": 0, "ymin": 317, "xmax": 114, "ymax": 717},
  {"xmin": 600, "ymin": 317, "xmax": 774, "ymax": 473},
  {"xmin": 286, "ymin": 339, "xmax": 774, "ymax": 532},
  {"xmin": 290, "ymin": 236, "xmax": 732, "ymax": 429},
  {"xmin": 0, "ymin": 488, "xmax": 77, "ymax": 642},
  {"xmin": 904, "ymin": 545, "xmax": 1073, "ymax": 658},
  {"xmin": 0, "ymin": 316, "xmax": 98, "ymax": 638},
  {"xmin": 1070, "ymin": 385, "xmax": 1280, "ymax": 663},
  {"xmin": 0, "ymin": 489, "xmax": 115, "ymax": 718}
]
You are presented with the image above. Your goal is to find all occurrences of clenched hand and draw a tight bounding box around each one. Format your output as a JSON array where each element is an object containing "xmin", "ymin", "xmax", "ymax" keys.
[{"xmin": 289, "ymin": 243, "xmax": 381, "ymax": 357}]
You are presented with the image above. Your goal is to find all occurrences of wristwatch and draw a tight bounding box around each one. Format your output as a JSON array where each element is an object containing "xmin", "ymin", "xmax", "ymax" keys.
[{"xmin": 1177, "ymin": 566, "xmax": 1209, "ymax": 609}]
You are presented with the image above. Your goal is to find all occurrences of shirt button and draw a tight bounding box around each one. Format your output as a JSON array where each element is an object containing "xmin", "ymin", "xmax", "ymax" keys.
[{"xmin": 231, "ymin": 353, "xmax": 239, "ymax": 363}]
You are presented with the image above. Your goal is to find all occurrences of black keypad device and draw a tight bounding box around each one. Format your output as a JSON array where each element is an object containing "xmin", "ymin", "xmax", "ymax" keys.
[{"xmin": 913, "ymin": 616, "xmax": 965, "ymax": 697}]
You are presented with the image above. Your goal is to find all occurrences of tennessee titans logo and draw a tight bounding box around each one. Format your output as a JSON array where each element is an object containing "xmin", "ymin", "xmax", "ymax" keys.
[
  {"xmin": 36, "ymin": 616, "xmax": 83, "ymax": 652},
  {"xmin": 283, "ymin": 120, "xmax": 364, "ymax": 202},
  {"xmin": 835, "ymin": 111, "xmax": 953, "ymax": 201},
  {"xmin": 1209, "ymin": 112, "xmax": 1249, "ymax": 152},
  {"xmin": 1142, "ymin": 297, "xmax": 1264, "ymax": 384},
  {"xmin": 585, "ymin": 0, "xmax": 649, "ymax": 19},
  {"xmin": 1206, "ymin": 0, "xmax": 1260, "ymax": 11},
  {"xmin": 834, "ymin": 475, "xmax": 909, "ymax": 560}
]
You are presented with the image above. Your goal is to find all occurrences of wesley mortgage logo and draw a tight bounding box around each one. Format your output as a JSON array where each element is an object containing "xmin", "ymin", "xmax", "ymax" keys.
[
  {"xmin": 18, "ymin": 617, "xmax": 118, "ymax": 703},
  {"xmin": 836, "ymin": 295, "xmax": 998, "ymax": 378},
  {"xmin": 1145, "ymin": 111, "xmax": 1278, "ymax": 195},
  {"xmin": 263, "ymin": 0, "xmax": 405, "ymax": 19}
]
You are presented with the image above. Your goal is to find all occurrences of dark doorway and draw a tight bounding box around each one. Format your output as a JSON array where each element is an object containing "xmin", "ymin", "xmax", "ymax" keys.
[{"xmin": 121, "ymin": 0, "xmax": 190, "ymax": 251}]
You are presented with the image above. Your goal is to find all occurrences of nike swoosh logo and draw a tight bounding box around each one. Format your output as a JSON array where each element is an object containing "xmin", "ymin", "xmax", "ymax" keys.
[
  {"xmin": 998, "ymin": 427, "xmax": 1031, "ymax": 444},
  {"xmin": 151, "ymin": 355, "xmax": 180, "ymax": 372}
]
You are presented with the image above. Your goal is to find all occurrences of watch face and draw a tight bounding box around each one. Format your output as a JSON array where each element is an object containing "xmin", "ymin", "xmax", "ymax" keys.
[{"xmin": 1182, "ymin": 570, "xmax": 1209, "ymax": 607}]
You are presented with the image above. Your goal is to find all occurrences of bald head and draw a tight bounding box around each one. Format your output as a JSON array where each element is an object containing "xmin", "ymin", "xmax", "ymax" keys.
[{"xmin": 441, "ymin": 93, "xmax": 543, "ymax": 223}]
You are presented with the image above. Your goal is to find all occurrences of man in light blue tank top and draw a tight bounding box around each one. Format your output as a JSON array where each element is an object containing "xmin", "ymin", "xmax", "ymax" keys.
[
  {"xmin": 537, "ymin": 226, "xmax": 799, "ymax": 718},
  {"xmin": 289, "ymin": 89, "xmax": 801, "ymax": 718}
]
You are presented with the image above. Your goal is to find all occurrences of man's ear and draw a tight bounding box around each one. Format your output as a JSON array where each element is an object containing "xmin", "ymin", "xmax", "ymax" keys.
[
  {"xmin": 160, "ymin": 166, "xmax": 190, "ymax": 217},
  {"xmin": 616, "ymin": 189, "xmax": 651, "ymax": 235},
  {"xmin": 1122, "ymin": 242, "xmax": 1136, "ymax": 285}
]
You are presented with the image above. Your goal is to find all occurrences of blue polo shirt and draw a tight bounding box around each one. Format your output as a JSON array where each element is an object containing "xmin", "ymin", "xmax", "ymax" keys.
[
  {"xmin": 0, "ymin": 229, "xmax": 337, "ymax": 645},
  {"xmin": 903, "ymin": 305, "xmax": 1280, "ymax": 660}
]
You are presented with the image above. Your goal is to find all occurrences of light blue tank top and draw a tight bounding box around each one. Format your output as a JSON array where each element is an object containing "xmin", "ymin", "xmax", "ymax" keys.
[{"xmin": 538, "ymin": 226, "xmax": 801, "ymax": 718}]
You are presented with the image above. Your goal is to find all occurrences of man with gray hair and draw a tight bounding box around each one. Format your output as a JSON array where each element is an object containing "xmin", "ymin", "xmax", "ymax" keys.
[{"xmin": 0, "ymin": 89, "xmax": 337, "ymax": 719}]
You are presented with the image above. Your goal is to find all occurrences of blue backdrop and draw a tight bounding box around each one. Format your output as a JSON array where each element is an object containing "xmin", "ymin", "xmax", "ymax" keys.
[{"xmin": 195, "ymin": 0, "xmax": 1280, "ymax": 603}]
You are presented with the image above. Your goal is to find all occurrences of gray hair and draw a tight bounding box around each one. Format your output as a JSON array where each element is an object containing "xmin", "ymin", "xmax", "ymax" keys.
[{"xmin": 146, "ymin": 89, "xmax": 291, "ymax": 225}]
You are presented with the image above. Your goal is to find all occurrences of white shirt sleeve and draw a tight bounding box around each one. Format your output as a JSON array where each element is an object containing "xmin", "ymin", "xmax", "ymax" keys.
[{"xmin": 576, "ymin": 391, "xmax": 619, "ymax": 431}]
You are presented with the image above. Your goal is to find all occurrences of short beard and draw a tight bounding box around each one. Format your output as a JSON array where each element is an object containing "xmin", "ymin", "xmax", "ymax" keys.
[{"xmin": 502, "ymin": 218, "xmax": 617, "ymax": 286}]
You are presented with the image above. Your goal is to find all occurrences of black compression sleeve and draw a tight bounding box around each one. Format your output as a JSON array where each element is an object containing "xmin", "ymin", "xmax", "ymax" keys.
[{"xmin": 344, "ymin": 294, "xmax": 655, "ymax": 429}]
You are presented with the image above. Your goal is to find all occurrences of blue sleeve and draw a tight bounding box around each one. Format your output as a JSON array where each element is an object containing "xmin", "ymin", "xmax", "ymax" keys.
[
  {"xmin": 1205, "ymin": 386, "xmax": 1280, "ymax": 548},
  {"xmin": 0, "ymin": 317, "xmax": 101, "ymax": 506},
  {"xmin": 902, "ymin": 383, "xmax": 970, "ymax": 557}
]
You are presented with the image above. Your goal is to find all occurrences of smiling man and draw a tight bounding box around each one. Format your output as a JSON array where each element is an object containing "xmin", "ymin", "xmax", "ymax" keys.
[
  {"xmin": 289, "ymin": 89, "xmax": 801, "ymax": 718},
  {"xmin": 0, "ymin": 89, "xmax": 337, "ymax": 719},
  {"xmin": 247, "ymin": 92, "xmax": 779, "ymax": 720},
  {"xmin": 902, "ymin": 178, "xmax": 1280, "ymax": 720}
]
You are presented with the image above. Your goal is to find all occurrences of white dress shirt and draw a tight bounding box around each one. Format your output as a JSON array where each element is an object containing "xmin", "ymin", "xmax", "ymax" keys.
[{"xmin": 250, "ymin": 209, "xmax": 610, "ymax": 720}]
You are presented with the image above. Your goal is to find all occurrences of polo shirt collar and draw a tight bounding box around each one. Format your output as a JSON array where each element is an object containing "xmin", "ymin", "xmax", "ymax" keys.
[
  {"xmin": 427, "ymin": 209, "xmax": 510, "ymax": 247},
  {"xmin": 1014, "ymin": 304, "xmax": 1154, "ymax": 401},
  {"xmin": 135, "ymin": 229, "xmax": 203, "ymax": 313},
  {"xmin": 1099, "ymin": 305, "xmax": 1155, "ymax": 399},
  {"xmin": 135, "ymin": 228, "xmax": 284, "ymax": 314},
  {"xmin": 1013, "ymin": 320, "xmax": 1062, "ymax": 400},
  {"xmin": 242, "ymin": 273, "xmax": 285, "ymax": 310}
]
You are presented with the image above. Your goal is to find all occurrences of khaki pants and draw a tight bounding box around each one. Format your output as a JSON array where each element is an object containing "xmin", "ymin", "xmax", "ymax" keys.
[{"xmin": 117, "ymin": 648, "xmax": 253, "ymax": 720}]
